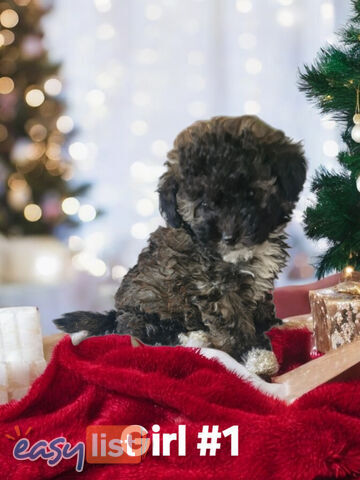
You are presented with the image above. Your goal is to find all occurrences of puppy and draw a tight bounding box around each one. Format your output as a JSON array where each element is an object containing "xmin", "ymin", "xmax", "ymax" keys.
[{"xmin": 55, "ymin": 115, "xmax": 306, "ymax": 375}]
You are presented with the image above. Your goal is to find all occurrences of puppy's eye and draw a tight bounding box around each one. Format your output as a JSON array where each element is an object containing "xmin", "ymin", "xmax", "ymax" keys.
[{"xmin": 201, "ymin": 201, "xmax": 209, "ymax": 208}]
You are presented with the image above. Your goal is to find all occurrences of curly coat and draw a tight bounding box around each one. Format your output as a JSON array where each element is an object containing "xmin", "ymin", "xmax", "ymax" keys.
[{"xmin": 55, "ymin": 115, "xmax": 306, "ymax": 361}]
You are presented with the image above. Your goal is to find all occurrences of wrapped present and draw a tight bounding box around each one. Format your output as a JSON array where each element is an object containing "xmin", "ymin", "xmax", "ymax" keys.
[
  {"xmin": 310, "ymin": 277, "xmax": 360, "ymax": 353},
  {"xmin": 0, "ymin": 307, "xmax": 46, "ymax": 404}
]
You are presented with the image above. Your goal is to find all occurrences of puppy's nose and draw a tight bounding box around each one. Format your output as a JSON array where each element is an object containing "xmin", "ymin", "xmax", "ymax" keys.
[{"xmin": 223, "ymin": 234, "xmax": 236, "ymax": 246}]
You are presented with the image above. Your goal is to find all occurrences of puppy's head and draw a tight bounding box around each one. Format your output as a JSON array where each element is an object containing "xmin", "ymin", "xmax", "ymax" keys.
[{"xmin": 158, "ymin": 115, "xmax": 306, "ymax": 261}]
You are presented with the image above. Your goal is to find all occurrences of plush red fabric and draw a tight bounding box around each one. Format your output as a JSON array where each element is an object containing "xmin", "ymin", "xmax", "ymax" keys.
[{"xmin": 1, "ymin": 333, "xmax": 360, "ymax": 479}]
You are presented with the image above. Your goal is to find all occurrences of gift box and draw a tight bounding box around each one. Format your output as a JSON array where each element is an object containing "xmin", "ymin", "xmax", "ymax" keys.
[{"xmin": 310, "ymin": 277, "xmax": 360, "ymax": 353}]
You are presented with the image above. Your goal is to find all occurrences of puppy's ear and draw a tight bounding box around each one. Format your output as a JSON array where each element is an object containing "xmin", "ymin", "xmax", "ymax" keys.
[
  {"xmin": 157, "ymin": 173, "xmax": 182, "ymax": 228},
  {"xmin": 273, "ymin": 142, "xmax": 307, "ymax": 206}
]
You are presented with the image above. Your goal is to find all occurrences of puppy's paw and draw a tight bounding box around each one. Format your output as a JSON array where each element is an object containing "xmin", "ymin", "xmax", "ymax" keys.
[
  {"xmin": 178, "ymin": 330, "xmax": 210, "ymax": 347},
  {"xmin": 244, "ymin": 348, "xmax": 279, "ymax": 377},
  {"xmin": 70, "ymin": 330, "xmax": 90, "ymax": 346}
]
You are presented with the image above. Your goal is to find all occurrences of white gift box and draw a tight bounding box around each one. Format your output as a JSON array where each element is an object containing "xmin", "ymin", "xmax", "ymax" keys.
[{"xmin": 0, "ymin": 306, "xmax": 46, "ymax": 404}]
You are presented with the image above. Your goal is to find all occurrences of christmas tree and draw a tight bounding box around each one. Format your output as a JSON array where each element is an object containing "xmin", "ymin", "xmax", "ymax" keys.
[
  {"xmin": 300, "ymin": 0, "xmax": 360, "ymax": 278},
  {"xmin": 0, "ymin": 0, "xmax": 90, "ymax": 236}
]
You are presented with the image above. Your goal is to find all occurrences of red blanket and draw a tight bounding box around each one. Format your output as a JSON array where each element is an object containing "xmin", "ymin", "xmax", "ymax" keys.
[{"xmin": 1, "ymin": 332, "xmax": 360, "ymax": 480}]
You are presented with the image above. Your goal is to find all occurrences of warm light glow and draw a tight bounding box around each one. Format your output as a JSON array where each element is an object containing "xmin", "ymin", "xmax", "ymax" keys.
[
  {"xmin": 44, "ymin": 78, "xmax": 62, "ymax": 96},
  {"xmin": 323, "ymin": 140, "xmax": 339, "ymax": 157},
  {"xmin": 29, "ymin": 124, "xmax": 47, "ymax": 142},
  {"xmin": 78, "ymin": 204, "xmax": 96, "ymax": 222},
  {"xmin": 187, "ymin": 100, "xmax": 207, "ymax": 117},
  {"xmin": 35, "ymin": 255, "xmax": 61, "ymax": 279},
  {"xmin": 244, "ymin": 100, "xmax": 261, "ymax": 115},
  {"xmin": 136, "ymin": 198, "xmax": 155, "ymax": 216},
  {"xmin": 86, "ymin": 89, "xmax": 105, "ymax": 107},
  {"xmin": 0, "ymin": 9, "xmax": 19, "ymax": 28},
  {"xmin": 112, "ymin": 265, "xmax": 128, "ymax": 281},
  {"xmin": 344, "ymin": 266, "xmax": 354, "ymax": 277},
  {"xmin": 151, "ymin": 139, "xmax": 169, "ymax": 157},
  {"xmin": 276, "ymin": 8, "xmax": 295, "ymax": 27},
  {"xmin": 68, "ymin": 235, "xmax": 84, "ymax": 251},
  {"xmin": 238, "ymin": 33, "xmax": 257, "ymax": 50},
  {"xmin": 24, "ymin": 204, "xmax": 42, "ymax": 222},
  {"xmin": 0, "ymin": 29, "xmax": 15, "ymax": 46},
  {"xmin": 94, "ymin": 0, "xmax": 112, "ymax": 12},
  {"xmin": 136, "ymin": 48, "xmax": 158, "ymax": 65},
  {"xmin": 25, "ymin": 88, "xmax": 45, "ymax": 107},
  {"xmin": 321, "ymin": 2, "xmax": 334, "ymax": 20},
  {"xmin": 245, "ymin": 58, "xmax": 262, "ymax": 75},
  {"xmin": 56, "ymin": 115, "xmax": 74, "ymax": 133},
  {"xmin": 131, "ymin": 222, "xmax": 149, "ymax": 239},
  {"xmin": 145, "ymin": 4, "xmax": 163, "ymax": 21},
  {"xmin": 96, "ymin": 23, "xmax": 116, "ymax": 40},
  {"xmin": 62, "ymin": 197, "xmax": 80, "ymax": 215},
  {"xmin": 130, "ymin": 120, "xmax": 148, "ymax": 136},
  {"xmin": 88, "ymin": 258, "xmax": 107, "ymax": 277},
  {"xmin": 0, "ymin": 76, "xmax": 14, "ymax": 94},
  {"xmin": 69, "ymin": 142, "xmax": 88, "ymax": 161},
  {"xmin": 236, "ymin": 0, "xmax": 252, "ymax": 13}
]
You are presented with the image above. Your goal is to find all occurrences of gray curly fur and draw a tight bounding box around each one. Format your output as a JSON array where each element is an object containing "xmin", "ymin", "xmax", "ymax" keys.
[{"xmin": 55, "ymin": 115, "xmax": 306, "ymax": 361}]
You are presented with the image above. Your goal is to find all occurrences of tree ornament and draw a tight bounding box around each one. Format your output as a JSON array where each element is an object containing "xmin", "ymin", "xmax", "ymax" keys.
[
  {"xmin": 351, "ymin": 88, "xmax": 360, "ymax": 143},
  {"xmin": 357, "ymin": 175, "xmax": 360, "ymax": 192}
]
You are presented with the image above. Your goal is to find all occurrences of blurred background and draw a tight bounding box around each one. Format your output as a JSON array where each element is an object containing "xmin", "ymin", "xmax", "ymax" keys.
[{"xmin": 0, "ymin": 0, "xmax": 351, "ymax": 333}]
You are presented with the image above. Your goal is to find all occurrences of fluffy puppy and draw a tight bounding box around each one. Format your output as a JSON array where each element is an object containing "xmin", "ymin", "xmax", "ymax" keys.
[{"xmin": 55, "ymin": 115, "xmax": 306, "ymax": 372}]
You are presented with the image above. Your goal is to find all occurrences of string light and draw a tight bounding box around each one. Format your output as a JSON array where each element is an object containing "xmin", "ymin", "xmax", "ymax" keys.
[
  {"xmin": 151, "ymin": 139, "xmax": 168, "ymax": 157},
  {"xmin": 94, "ymin": 0, "xmax": 112, "ymax": 12},
  {"xmin": 68, "ymin": 235, "xmax": 84, "ymax": 251},
  {"xmin": 88, "ymin": 258, "xmax": 107, "ymax": 277},
  {"xmin": 245, "ymin": 58, "xmax": 262, "ymax": 75},
  {"xmin": 136, "ymin": 48, "xmax": 158, "ymax": 65},
  {"xmin": 69, "ymin": 142, "xmax": 88, "ymax": 161},
  {"xmin": 136, "ymin": 198, "xmax": 155, "ymax": 216},
  {"xmin": 78, "ymin": 204, "xmax": 97, "ymax": 222},
  {"xmin": 276, "ymin": 8, "xmax": 295, "ymax": 27},
  {"xmin": 344, "ymin": 266, "xmax": 354, "ymax": 277},
  {"xmin": 61, "ymin": 197, "xmax": 80, "ymax": 215},
  {"xmin": 145, "ymin": 4, "xmax": 163, "ymax": 21},
  {"xmin": 244, "ymin": 100, "xmax": 261, "ymax": 114},
  {"xmin": 24, "ymin": 204, "xmax": 42, "ymax": 222},
  {"xmin": 96, "ymin": 23, "xmax": 116, "ymax": 40},
  {"xmin": 28, "ymin": 124, "xmax": 47, "ymax": 142},
  {"xmin": 321, "ymin": 2, "xmax": 334, "ymax": 20},
  {"xmin": 44, "ymin": 78, "xmax": 62, "ymax": 96},
  {"xmin": 0, "ymin": 76, "xmax": 14, "ymax": 94},
  {"xmin": 86, "ymin": 89, "xmax": 105, "ymax": 107},
  {"xmin": 0, "ymin": 9, "xmax": 19, "ymax": 28},
  {"xmin": 187, "ymin": 100, "xmax": 207, "ymax": 117},
  {"xmin": 25, "ymin": 88, "xmax": 45, "ymax": 107},
  {"xmin": 35, "ymin": 255, "xmax": 62, "ymax": 279},
  {"xmin": 131, "ymin": 222, "xmax": 149, "ymax": 239},
  {"xmin": 130, "ymin": 120, "xmax": 149, "ymax": 136},
  {"xmin": 236, "ymin": 0, "xmax": 252, "ymax": 13},
  {"xmin": 56, "ymin": 115, "xmax": 74, "ymax": 133},
  {"xmin": 323, "ymin": 140, "xmax": 339, "ymax": 157},
  {"xmin": 0, "ymin": 30, "xmax": 15, "ymax": 46}
]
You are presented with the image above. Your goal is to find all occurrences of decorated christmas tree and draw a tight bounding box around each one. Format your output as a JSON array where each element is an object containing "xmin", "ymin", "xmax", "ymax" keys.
[
  {"xmin": 300, "ymin": 0, "xmax": 360, "ymax": 278},
  {"xmin": 0, "ymin": 0, "xmax": 90, "ymax": 236}
]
